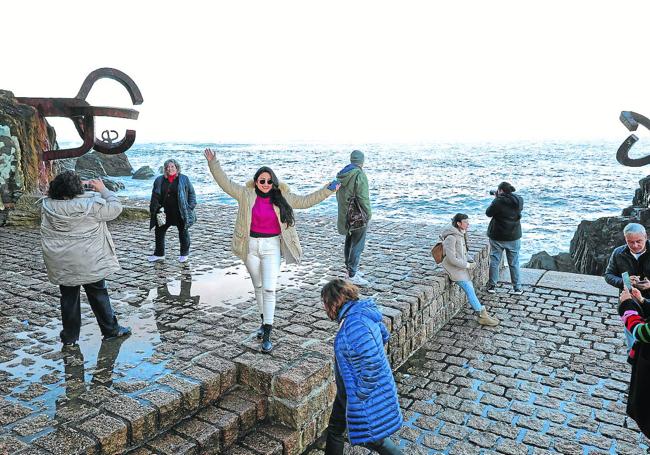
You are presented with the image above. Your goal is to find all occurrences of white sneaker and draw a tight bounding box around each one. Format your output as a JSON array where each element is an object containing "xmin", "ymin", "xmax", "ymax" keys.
[
  {"xmin": 147, "ymin": 255, "xmax": 165, "ymax": 262},
  {"xmin": 349, "ymin": 274, "xmax": 370, "ymax": 287},
  {"xmin": 178, "ymin": 255, "xmax": 189, "ymax": 263}
]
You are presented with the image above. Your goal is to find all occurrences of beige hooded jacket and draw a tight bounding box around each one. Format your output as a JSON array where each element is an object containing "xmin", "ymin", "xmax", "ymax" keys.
[
  {"xmin": 208, "ymin": 160, "xmax": 334, "ymax": 264},
  {"xmin": 40, "ymin": 189, "xmax": 122, "ymax": 286},
  {"xmin": 440, "ymin": 225, "xmax": 472, "ymax": 282}
]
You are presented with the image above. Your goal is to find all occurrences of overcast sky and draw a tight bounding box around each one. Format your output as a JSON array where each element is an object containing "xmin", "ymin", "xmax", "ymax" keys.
[{"xmin": 4, "ymin": 0, "xmax": 650, "ymax": 144}]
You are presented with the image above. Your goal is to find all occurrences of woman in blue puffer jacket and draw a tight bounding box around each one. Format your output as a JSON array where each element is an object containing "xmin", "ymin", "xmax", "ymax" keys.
[{"xmin": 321, "ymin": 279, "xmax": 403, "ymax": 454}]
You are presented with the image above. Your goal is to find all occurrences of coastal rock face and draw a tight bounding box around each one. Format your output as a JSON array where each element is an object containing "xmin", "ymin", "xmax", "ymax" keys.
[
  {"xmin": 0, "ymin": 90, "xmax": 58, "ymax": 216},
  {"xmin": 569, "ymin": 215, "xmax": 649, "ymax": 276},
  {"xmin": 525, "ymin": 251, "xmax": 578, "ymax": 273},
  {"xmin": 133, "ymin": 165, "xmax": 154, "ymax": 179},
  {"xmin": 75, "ymin": 151, "xmax": 133, "ymax": 177}
]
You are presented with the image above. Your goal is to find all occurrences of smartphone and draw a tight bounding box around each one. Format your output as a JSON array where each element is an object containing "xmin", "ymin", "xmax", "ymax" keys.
[
  {"xmin": 622, "ymin": 272, "xmax": 632, "ymax": 291},
  {"xmin": 83, "ymin": 183, "xmax": 94, "ymax": 191},
  {"xmin": 327, "ymin": 179, "xmax": 339, "ymax": 191}
]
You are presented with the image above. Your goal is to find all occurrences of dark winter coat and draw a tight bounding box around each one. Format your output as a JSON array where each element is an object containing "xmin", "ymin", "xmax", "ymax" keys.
[
  {"xmin": 605, "ymin": 242, "xmax": 650, "ymax": 298},
  {"xmin": 149, "ymin": 174, "xmax": 196, "ymax": 230},
  {"xmin": 334, "ymin": 298, "xmax": 403, "ymax": 444},
  {"xmin": 336, "ymin": 164, "xmax": 371, "ymax": 235},
  {"xmin": 618, "ymin": 297, "xmax": 650, "ymax": 439},
  {"xmin": 486, "ymin": 193, "xmax": 524, "ymax": 241}
]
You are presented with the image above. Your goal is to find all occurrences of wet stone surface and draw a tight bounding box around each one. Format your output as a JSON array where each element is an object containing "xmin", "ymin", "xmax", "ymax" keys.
[{"xmin": 0, "ymin": 204, "xmax": 452, "ymax": 451}]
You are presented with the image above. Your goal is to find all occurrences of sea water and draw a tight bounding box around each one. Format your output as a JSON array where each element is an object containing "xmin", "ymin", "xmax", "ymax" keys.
[{"xmin": 106, "ymin": 141, "xmax": 650, "ymax": 264}]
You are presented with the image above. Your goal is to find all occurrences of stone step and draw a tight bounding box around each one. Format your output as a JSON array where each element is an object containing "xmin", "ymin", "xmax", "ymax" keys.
[{"xmin": 140, "ymin": 386, "xmax": 300, "ymax": 455}]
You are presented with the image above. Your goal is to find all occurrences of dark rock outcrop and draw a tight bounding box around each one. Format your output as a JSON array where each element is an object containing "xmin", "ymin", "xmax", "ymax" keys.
[
  {"xmin": 133, "ymin": 165, "xmax": 154, "ymax": 179},
  {"xmin": 75, "ymin": 151, "xmax": 133, "ymax": 177},
  {"xmin": 525, "ymin": 251, "xmax": 578, "ymax": 273}
]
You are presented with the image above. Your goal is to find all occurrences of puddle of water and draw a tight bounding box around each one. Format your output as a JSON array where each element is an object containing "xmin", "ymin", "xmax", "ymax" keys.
[{"xmin": 1, "ymin": 263, "xmax": 313, "ymax": 438}]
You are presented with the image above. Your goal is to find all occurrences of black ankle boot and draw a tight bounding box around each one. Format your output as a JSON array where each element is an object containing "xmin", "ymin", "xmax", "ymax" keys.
[
  {"xmin": 261, "ymin": 324, "xmax": 273, "ymax": 353},
  {"xmin": 256, "ymin": 314, "xmax": 264, "ymax": 339}
]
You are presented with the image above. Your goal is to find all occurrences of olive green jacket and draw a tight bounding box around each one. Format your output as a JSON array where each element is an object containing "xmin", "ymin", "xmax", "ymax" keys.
[
  {"xmin": 335, "ymin": 166, "xmax": 371, "ymax": 235},
  {"xmin": 208, "ymin": 159, "xmax": 334, "ymax": 264}
]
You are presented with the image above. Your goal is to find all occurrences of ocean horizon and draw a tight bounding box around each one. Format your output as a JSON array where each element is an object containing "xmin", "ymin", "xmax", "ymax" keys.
[{"xmin": 74, "ymin": 140, "xmax": 650, "ymax": 265}]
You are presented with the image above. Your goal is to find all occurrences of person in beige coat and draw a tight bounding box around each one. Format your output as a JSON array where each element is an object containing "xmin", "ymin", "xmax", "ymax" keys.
[
  {"xmin": 41, "ymin": 171, "xmax": 131, "ymax": 347},
  {"xmin": 440, "ymin": 213, "xmax": 499, "ymax": 326},
  {"xmin": 204, "ymin": 148, "xmax": 339, "ymax": 352}
]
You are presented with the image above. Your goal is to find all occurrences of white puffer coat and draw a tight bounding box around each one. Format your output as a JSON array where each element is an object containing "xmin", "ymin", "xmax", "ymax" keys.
[{"xmin": 40, "ymin": 189, "xmax": 122, "ymax": 286}]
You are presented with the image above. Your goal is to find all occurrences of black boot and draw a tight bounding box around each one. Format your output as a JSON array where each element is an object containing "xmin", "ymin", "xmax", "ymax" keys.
[
  {"xmin": 256, "ymin": 314, "xmax": 264, "ymax": 339},
  {"xmin": 261, "ymin": 324, "xmax": 273, "ymax": 353}
]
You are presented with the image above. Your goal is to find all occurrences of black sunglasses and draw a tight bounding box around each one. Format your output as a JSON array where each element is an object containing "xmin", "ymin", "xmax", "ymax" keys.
[{"xmin": 257, "ymin": 179, "xmax": 273, "ymax": 185}]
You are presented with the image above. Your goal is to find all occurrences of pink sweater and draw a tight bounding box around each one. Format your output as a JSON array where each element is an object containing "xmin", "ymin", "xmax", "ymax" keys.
[{"xmin": 250, "ymin": 196, "xmax": 281, "ymax": 235}]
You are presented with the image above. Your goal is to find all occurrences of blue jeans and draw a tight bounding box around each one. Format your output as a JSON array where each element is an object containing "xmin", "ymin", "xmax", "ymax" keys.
[
  {"xmin": 345, "ymin": 227, "xmax": 367, "ymax": 277},
  {"xmin": 488, "ymin": 239, "xmax": 521, "ymax": 289},
  {"xmin": 456, "ymin": 280, "xmax": 483, "ymax": 312}
]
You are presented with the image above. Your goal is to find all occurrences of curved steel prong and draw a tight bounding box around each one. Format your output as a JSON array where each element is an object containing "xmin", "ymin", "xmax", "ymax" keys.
[
  {"xmin": 43, "ymin": 115, "xmax": 95, "ymax": 161},
  {"xmin": 93, "ymin": 130, "xmax": 136, "ymax": 155},
  {"xmin": 617, "ymin": 111, "xmax": 650, "ymax": 167},
  {"xmin": 75, "ymin": 68, "xmax": 143, "ymax": 105}
]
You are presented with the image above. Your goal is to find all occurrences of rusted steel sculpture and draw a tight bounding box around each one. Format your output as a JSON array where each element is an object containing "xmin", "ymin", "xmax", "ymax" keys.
[
  {"xmin": 617, "ymin": 111, "xmax": 650, "ymax": 167},
  {"xmin": 16, "ymin": 68, "xmax": 143, "ymax": 161}
]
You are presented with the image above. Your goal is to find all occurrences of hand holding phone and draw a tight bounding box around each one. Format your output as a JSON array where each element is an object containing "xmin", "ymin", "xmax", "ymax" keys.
[
  {"xmin": 327, "ymin": 179, "xmax": 340, "ymax": 191},
  {"xmin": 623, "ymin": 272, "xmax": 633, "ymax": 291}
]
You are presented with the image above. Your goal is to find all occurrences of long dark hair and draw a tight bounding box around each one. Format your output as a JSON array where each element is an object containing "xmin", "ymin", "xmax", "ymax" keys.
[
  {"xmin": 254, "ymin": 166, "xmax": 295, "ymax": 226},
  {"xmin": 48, "ymin": 170, "xmax": 84, "ymax": 200}
]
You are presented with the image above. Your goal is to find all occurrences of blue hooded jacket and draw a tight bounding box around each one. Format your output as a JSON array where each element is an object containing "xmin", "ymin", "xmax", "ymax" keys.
[{"xmin": 335, "ymin": 298, "xmax": 403, "ymax": 444}]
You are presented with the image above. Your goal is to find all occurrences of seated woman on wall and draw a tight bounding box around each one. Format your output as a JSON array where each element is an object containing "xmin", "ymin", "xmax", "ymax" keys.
[
  {"xmin": 440, "ymin": 213, "xmax": 499, "ymax": 326},
  {"xmin": 321, "ymin": 279, "xmax": 403, "ymax": 455}
]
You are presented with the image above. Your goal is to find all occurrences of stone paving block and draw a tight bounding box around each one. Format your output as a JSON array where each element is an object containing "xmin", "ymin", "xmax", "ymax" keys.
[
  {"xmin": 101, "ymin": 395, "xmax": 157, "ymax": 444},
  {"xmin": 240, "ymin": 431, "xmax": 283, "ymax": 455},
  {"xmin": 32, "ymin": 426, "xmax": 98, "ymax": 455},
  {"xmin": 139, "ymin": 389, "xmax": 183, "ymax": 430},
  {"xmin": 147, "ymin": 432, "xmax": 197, "ymax": 455},
  {"xmin": 157, "ymin": 374, "xmax": 202, "ymax": 413},
  {"xmin": 231, "ymin": 387, "xmax": 268, "ymax": 421},
  {"xmin": 258, "ymin": 423, "xmax": 302, "ymax": 455},
  {"xmin": 196, "ymin": 405, "xmax": 240, "ymax": 448},
  {"xmin": 11, "ymin": 414, "xmax": 52, "ymax": 437},
  {"xmin": 174, "ymin": 417, "xmax": 221, "ymax": 454},
  {"xmin": 0, "ymin": 403, "xmax": 32, "ymax": 425},
  {"xmin": 272, "ymin": 356, "xmax": 331, "ymax": 400},
  {"xmin": 182, "ymin": 365, "xmax": 222, "ymax": 405},
  {"xmin": 234, "ymin": 352, "xmax": 285, "ymax": 395},
  {"xmin": 218, "ymin": 393, "xmax": 258, "ymax": 432},
  {"xmin": 0, "ymin": 435, "xmax": 29, "ymax": 454},
  {"xmin": 78, "ymin": 413, "xmax": 128, "ymax": 455},
  {"xmin": 192, "ymin": 354, "xmax": 237, "ymax": 392}
]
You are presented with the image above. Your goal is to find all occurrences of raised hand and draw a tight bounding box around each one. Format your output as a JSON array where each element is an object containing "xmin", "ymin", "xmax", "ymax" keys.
[{"xmin": 204, "ymin": 148, "xmax": 216, "ymax": 161}]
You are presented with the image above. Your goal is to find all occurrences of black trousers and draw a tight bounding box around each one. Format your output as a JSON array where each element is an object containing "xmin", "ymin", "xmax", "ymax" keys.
[
  {"xmin": 325, "ymin": 362, "xmax": 402, "ymax": 455},
  {"xmin": 59, "ymin": 279, "xmax": 119, "ymax": 343},
  {"xmin": 154, "ymin": 222, "xmax": 190, "ymax": 256}
]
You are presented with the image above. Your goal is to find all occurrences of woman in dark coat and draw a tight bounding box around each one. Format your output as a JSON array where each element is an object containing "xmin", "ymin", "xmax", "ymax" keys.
[
  {"xmin": 619, "ymin": 286, "xmax": 650, "ymax": 438},
  {"xmin": 321, "ymin": 279, "xmax": 403, "ymax": 454},
  {"xmin": 148, "ymin": 159, "xmax": 196, "ymax": 263}
]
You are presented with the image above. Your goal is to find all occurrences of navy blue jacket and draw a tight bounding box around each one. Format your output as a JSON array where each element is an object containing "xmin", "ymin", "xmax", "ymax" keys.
[
  {"xmin": 335, "ymin": 299, "xmax": 403, "ymax": 444},
  {"xmin": 149, "ymin": 174, "xmax": 196, "ymax": 230}
]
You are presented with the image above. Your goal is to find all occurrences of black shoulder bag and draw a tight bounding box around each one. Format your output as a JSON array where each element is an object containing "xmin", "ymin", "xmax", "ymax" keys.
[{"xmin": 345, "ymin": 175, "xmax": 368, "ymax": 232}]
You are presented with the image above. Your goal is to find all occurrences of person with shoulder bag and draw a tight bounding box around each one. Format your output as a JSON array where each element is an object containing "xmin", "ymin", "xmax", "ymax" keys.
[
  {"xmin": 204, "ymin": 147, "xmax": 339, "ymax": 353},
  {"xmin": 148, "ymin": 159, "xmax": 197, "ymax": 263},
  {"xmin": 440, "ymin": 213, "xmax": 499, "ymax": 326},
  {"xmin": 336, "ymin": 150, "xmax": 372, "ymax": 287}
]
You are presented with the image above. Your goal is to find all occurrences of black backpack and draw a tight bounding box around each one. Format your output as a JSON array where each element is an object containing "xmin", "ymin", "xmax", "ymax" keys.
[{"xmin": 345, "ymin": 175, "xmax": 368, "ymax": 232}]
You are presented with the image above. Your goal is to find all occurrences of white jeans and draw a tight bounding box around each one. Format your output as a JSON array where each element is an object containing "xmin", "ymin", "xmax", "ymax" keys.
[{"xmin": 245, "ymin": 236, "xmax": 281, "ymax": 325}]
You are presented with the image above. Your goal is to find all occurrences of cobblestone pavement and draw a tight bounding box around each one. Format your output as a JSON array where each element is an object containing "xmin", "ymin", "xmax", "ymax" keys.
[
  {"xmin": 0, "ymin": 204, "xmax": 453, "ymax": 453},
  {"xmin": 2, "ymin": 202, "xmax": 648, "ymax": 454},
  {"xmin": 393, "ymin": 283, "xmax": 647, "ymax": 454}
]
